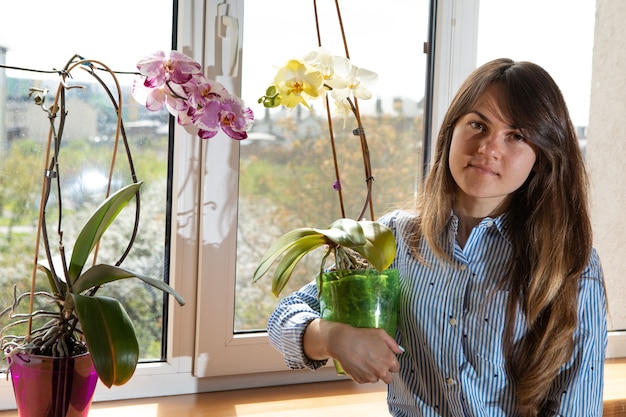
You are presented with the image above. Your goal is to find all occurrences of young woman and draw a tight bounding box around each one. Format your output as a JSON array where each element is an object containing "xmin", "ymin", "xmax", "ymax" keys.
[{"xmin": 267, "ymin": 58, "xmax": 607, "ymax": 416}]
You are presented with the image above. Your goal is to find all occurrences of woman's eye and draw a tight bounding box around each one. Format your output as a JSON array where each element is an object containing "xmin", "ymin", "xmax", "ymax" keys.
[
  {"xmin": 511, "ymin": 133, "xmax": 526, "ymax": 142},
  {"xmin": 469, "ymin": 121, "xmax": 485, "ymax": 131}
]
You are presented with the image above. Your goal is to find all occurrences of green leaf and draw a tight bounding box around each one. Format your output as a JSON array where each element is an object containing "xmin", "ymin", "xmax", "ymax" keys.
[
  {"xmin": 253, "ymin": 218, "xmax": 397, "ymax": 296},
  {"xmin": 252, "ymin": 228, "xmax": 320, "ymax": 283},
  {"xmin": 317, "ymin": 218, "xmax": 365, "ymax": 247},
  {"xmin": 71, "ymin": 293, "xmax": 139, "ymax": 388},
  {"xmin": 37, "ymin": 264, "xmax": 66, "ymax": 297},
  {"xmin": 68, "ymin": 182, "xmax": 143, "ymax": 284},
  {"xmin": 352, "ymin": 221, "xmax": 397, "ymax": 271},
  {"xmin": 271, "ymin": 234, "xmax": 327, "ymax": 296},
  {"xmin": 72, "ymin": 264, "xmax": 185, "ymax": 306}
]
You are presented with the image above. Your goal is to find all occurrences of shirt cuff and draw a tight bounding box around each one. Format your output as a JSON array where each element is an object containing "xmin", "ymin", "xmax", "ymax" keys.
[{"xmin": 279, "ymin": 310, "xmax": 329, "ymax": 370}]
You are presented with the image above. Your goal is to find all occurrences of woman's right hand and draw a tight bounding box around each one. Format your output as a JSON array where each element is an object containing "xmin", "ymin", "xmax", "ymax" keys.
[{"xmin": 303, "ymin": 319, "xmax": 403, "ymax": 384}]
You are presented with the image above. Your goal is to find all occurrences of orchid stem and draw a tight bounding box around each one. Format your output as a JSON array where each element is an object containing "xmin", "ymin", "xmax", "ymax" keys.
[
  {"xmin": 324, "ymin": 94, "xmax": 346, "ymax": 218},
  {"xmin": 313, "ymin": 0, "xmax": 376, "ymax": 222}
]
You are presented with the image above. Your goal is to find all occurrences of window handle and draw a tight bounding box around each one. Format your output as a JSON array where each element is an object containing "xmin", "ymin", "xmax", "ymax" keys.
[{"xmin": 217, "ymin": 3, "xmax": 240, "ymax": 77}]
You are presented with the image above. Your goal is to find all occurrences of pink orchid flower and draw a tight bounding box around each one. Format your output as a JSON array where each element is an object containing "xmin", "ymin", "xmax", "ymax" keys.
[
  {"xmin": 183, "ymin": 75, "xmax": 229, "ymax": 108},
  {"xmin": 134, "ymin": 50, "xmax": 254, "ymax": 140},
  {"xmin": 191, "ymin": 96, "xmax": 254, "ymax": 140},
  {"xmin": 218, "ymin": 97, "xmax": 255, "ymax": 140},
  {"xmin": 137, "ymin": 50, "xmax": 202, "ymax": 88}
]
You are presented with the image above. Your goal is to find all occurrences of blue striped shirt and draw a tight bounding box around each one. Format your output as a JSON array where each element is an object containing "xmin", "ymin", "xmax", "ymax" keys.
[{"xmin": 267, "ymin": 209, "xmax": 607, "ymax": 416}]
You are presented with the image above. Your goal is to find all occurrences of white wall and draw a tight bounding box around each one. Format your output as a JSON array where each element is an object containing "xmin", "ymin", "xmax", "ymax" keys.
[{"xmin": 587, "ymin": 0, "xmax": 626, "ymax": 335}]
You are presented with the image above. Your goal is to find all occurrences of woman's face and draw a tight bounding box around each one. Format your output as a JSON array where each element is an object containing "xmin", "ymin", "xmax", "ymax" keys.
[{"xmin": 448, "ymin": 85, "xmax": 537, "ymax": 217}]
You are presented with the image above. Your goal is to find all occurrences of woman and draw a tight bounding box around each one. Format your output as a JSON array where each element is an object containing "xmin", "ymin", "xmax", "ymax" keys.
[{"xmin": 267, "ymin": 58, "xmax": 607, "ymax": 416}]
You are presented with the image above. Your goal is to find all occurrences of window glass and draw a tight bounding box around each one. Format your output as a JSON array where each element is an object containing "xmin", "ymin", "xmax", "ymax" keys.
[
  {"xmin": 235, "ymin": 0, "xmax": 430, "ymax": 332},
  {"xmin": 476, "ymin": 0, "xmax": 594, "ymax": 141},
  {"xmin": 0, "ymin": 0, "xmax": 173, "ymax": 367},
  {"xmin": 477, "ymin": 2, "xmax": 626, "ymax": 334}
]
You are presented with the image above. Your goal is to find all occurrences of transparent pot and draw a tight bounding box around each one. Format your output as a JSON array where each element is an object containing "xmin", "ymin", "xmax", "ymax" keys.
[
  {"xmin": 9, "ymin": 352, "xmax": 98, "ymax": 417},
  {"xmin": 318, "ymin": 268, "xmax": 400, "ymax": 374}
]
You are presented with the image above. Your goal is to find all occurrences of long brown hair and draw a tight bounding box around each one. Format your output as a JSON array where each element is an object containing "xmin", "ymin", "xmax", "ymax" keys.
[{"xmin": 413, "ymin": 58, "xmax": 592, "ymax": 415}]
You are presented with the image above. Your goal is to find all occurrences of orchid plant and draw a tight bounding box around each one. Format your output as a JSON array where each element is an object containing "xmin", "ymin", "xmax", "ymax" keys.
[
  {"xmin": 252, "ymin": 2, "xmax": 396, "ymax": 297},
  {"xmin": 1, "ymin": 51, "xmax": 254, "ymax": 389},
  {"xmin": 133, "ymin": 50, "xmax": 254, "ymax": 140}
]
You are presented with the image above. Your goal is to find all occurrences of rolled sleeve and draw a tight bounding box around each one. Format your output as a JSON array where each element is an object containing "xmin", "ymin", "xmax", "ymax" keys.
[{"xmin": 266, "ymin": 281, "xmax": 329, "ymax": 370}]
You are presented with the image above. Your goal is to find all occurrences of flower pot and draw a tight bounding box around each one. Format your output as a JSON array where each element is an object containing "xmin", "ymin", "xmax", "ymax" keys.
[
  {"xmin": 8, "ymin": 352, "xmax": 98, "ymax": 417},
  {"xmin": 318, "ymin": 268, "xmax": 399, "ymax": 374}
]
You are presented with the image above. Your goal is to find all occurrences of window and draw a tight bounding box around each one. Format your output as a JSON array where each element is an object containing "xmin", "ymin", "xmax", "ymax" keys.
[
  {"xmin": 0, "ymin": 0, "xmax": 175, "ymax": 407},
  {"xmin": 235, "ymin": 0, "xmax": 430, "ymax": 332},
  {"xmin": 2, "ymin": 0, "xmax": 618, "ymax": 411},
  {"xmin": 475, "ymin": 0, "xmax": 625, "ymax": 356},
  {"xmin": 193, "ymin": 0, "xmax": 431, "ymax": 379},
  {"xmin": 476, "ymin": 0, "xmax": 594, "ymax": 137}
]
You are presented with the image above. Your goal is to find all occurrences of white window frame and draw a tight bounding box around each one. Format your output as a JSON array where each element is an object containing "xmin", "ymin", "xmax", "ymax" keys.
[
  {"xmin": 191, "ymin": 0, "xmax": 481, "ymax": 383},
  {"xmin": 428, "ymin": 0, "xmax": 479, "ymax": 149},
  {"xmin": 0, "ymin": 0, "xmax": 340, "ymax": 410},
  {"xmin": 3, "ymin": 0, "xmax": 618, "ymax": 411},
  {"xmin": 189, "ymin": 0, "xmax": 348, "ymax": 384},
  {"xmin": 162, "ymin": 0, "xmax": 626, "ymax": 392}
]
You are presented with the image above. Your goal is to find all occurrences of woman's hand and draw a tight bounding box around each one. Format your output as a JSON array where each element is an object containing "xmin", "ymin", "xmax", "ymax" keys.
[{"xmin": 303, "ymin": 319, "xmax": 403, "ymax": 384}]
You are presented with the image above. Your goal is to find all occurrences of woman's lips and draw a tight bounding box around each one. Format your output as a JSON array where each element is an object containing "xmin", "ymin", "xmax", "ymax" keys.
[{"xmin": 468, "ymin": 162, "xmax": 498, "ymax": 176}]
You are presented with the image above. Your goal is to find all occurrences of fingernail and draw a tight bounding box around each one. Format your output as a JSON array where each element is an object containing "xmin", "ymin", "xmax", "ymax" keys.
[{"xmin": 398, "ymin": 345, "xmax": 405, "ymax": 353}]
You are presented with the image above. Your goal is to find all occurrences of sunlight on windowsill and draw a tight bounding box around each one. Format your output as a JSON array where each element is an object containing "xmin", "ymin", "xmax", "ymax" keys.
[
  {"xmin": 89, "ymin": 404, "xmax": 159, "ymax": 417},
  {"xmin": 233, "ymin": 391, "xmax": 388, "ymax": 417},
  {"xmin": 82, "ymin": 358, "xmax": 626, "ymax": 417},
  {"xmin": 67, "ymin": 359, "xmax": 626, "ymax": 417},
  {"xmin": 0, "ymin": 360, "xmax": 623, "ymax": 417},
  {"xmin": 604, "ymin": 358, "xmax": 626, "ymax": 402}
]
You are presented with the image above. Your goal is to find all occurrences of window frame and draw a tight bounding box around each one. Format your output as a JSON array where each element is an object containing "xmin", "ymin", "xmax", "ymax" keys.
[
  {"xmin": 2, "ymin": 0, "xmax": 620, "ymax": 410},
  {"xmin": 191, "ymin": 0, "xmax": 479, "ymax": 381},
  {"xmin": 0, "ymin": 0, "xmax": 340, "ymax": 409},
  {"xmin": 110, "ymin": 0, "xmax": 624, "ymax": 394}
]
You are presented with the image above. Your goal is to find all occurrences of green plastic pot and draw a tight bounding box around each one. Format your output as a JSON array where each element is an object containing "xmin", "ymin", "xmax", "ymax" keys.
[{"xmin": 318, "ymin": 268, "xmax": 400, "ymax": 374}]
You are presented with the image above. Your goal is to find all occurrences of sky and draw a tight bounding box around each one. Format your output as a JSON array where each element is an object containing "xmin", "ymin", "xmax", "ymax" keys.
[
  {"xmin": 1, "ymin": 0, "xmax": 595, "ymax": 127},
  {"xmin": 0, "ymin": 0, "xmax": 172, "ymax": 76}
]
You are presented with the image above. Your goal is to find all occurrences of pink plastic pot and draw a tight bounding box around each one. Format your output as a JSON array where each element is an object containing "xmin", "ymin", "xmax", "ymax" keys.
[{"xmin": 9, "ymin": 352, "xmax": 98, "ymax": 417}]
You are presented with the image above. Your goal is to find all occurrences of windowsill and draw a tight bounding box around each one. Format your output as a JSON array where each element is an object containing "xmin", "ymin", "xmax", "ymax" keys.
[
  {"xmin": 603, "ymin": 358, "xmax": 626, "ymax": 415},
  {"xmin": 0, "ymin": 360, "xmax": 624, "ymax": 416}
]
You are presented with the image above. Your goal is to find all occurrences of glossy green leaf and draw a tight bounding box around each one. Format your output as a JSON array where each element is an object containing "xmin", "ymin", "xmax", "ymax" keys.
[
  {"xmin": 71, "ymin": 293, "xmax": 139, "ymax": 388},
  {"xmin": 37, "ymin": 264, "xmax": 66, "ymax": 297},
  {"xmin": 252, "ymin": 227, "xmax": 320, "ymax": 282},
  {"xmin": 271, "ymin": 234, "xmax": 327, "ymax": 296},
  {"xmin": 254, "ymin": 217, "xmax": 397, "ymax": 296},
  {"xmin": 322, "ymin": 218, "xmax": 366, "ymax": 247},
  {"xmin": 72, "ymin": 264, "xmax": 185, "ymax": 306},
  {"xmin": 68, "ymin": 182, "xmax": 143, "ymax": 284},
  {"xmin": 351, "ymin": 221, "xmax": 397, "ymax": 271}
]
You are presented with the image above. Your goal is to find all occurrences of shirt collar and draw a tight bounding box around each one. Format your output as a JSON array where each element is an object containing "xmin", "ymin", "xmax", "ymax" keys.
[{"xmin": 448, "ymin": 210, "xmax": 512, "ymax": 244}]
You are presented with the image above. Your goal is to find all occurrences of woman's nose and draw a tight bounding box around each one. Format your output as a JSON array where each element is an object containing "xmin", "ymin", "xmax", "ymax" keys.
[{"xmin": 477, "ymin": 132, "xmax": 502, "ymax": 158}]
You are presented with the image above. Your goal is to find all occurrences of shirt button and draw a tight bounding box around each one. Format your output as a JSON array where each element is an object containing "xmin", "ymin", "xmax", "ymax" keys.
[
  {"xmin": 485, "ymin": 220, "xmax": 494, "ymax": 227},
  {"xmin": 459, "ymin": 264, "xmax": 467, "ymax": 271},
  {"xmin": 446, "ymin": 378, "xmax": 455, "ymax": 386},
  {"xmin": 449, "ymin": 317, "xmax": 457, "ymax": 326}
]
